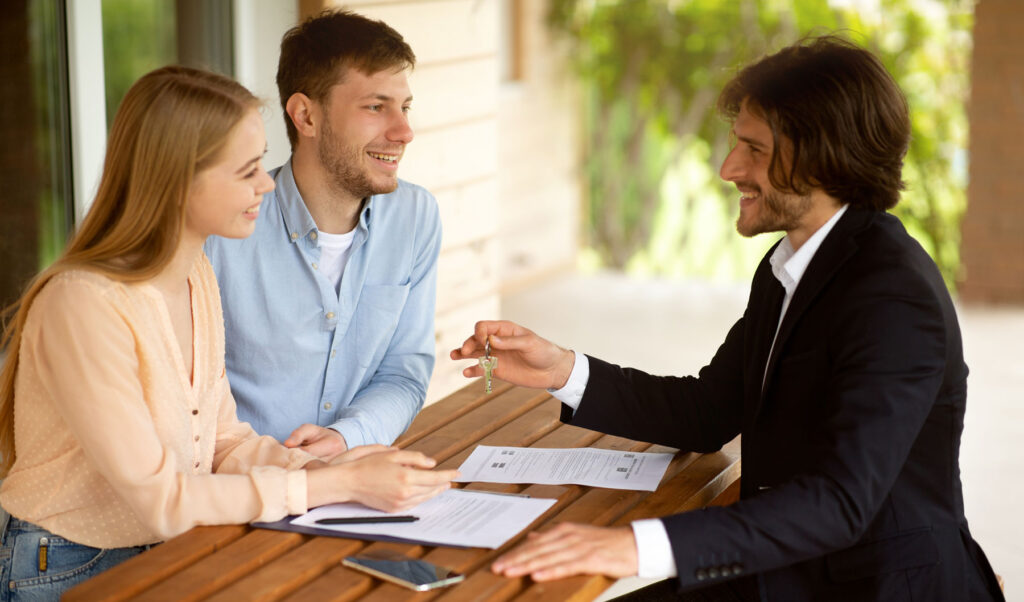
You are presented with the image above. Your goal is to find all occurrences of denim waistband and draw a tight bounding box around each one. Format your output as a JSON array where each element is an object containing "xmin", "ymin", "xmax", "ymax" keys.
[{"xmin": 7, "ymin": 517, "xmax": 44, "ymax": 533}]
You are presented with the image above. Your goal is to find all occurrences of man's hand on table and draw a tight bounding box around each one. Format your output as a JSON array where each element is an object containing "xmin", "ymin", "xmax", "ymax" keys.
[
  {"xmin": 284, "ymin": 423, "xmax": 348, "ymax": 460},
  {"xmin": 450, "ymin": 320, "xmax": 575, "ymax": 390},
  {"xmin": 491, "ymin": 523, "xmax": 638, "ymax": 581}
]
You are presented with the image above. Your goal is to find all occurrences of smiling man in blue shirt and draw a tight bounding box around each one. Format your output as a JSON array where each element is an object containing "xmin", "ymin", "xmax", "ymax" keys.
[{"xmin": 204, "ymin": 10, "xmax": 440, "ymax": 458}]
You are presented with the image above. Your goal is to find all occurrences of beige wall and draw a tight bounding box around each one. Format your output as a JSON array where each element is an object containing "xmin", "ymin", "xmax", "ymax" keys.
[
  {"xmin": 321, "ymin": 0, "xmax": 581, "ymax": 402},
  {"xmin": 496, "ymin": 0, "xmax": 581, "ymax": 292}
]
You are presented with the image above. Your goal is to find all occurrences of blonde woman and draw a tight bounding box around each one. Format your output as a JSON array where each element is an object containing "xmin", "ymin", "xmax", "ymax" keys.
[{"xmin": 0, "ymin": 66, "xmax": 455, "ymax": 599}]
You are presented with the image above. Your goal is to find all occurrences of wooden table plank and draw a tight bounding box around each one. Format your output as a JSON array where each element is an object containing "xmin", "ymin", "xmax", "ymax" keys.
[
  {"xmin": 396, "ymin": 381, "xmax": 514, "ymax": 448},
  {"xmin": 708, "ymin": 476, "xmax": 742, "ymax": 508},
  {"xmin": 614, "ymin": 437, "xmax": 741, "ymax": 524},
  {"xmin": 205, "ymin": 536, "xmax": 367, "ymax": 602},
  {"xmin": 280, "ymin": 542, "xmax": 424, "ymax": 602},
  {"xmin": 133, "ymin": 530, "xmax": 305, "ymax": 601},
  {"xmin": 403, "ymin": 387, "xmax": 551, "ymax": 463},
  {"xmin": 436, "ymin": 397, "xmax": 564, "ymax": 471},
  {"xmin": 64, "ymin": 525, "xmax": 248, "ymax": 602}
]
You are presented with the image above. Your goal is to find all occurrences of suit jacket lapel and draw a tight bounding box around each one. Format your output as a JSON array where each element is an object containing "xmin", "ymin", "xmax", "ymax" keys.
[{"xmin": 759, "ymin": 207, "xmax": 877, "ymax": 405}]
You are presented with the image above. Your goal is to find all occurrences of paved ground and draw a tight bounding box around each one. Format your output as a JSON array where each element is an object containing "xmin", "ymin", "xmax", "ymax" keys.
[{"xmin": 502, "ymin": 271, "xmax": 1023, "ymax": 599}]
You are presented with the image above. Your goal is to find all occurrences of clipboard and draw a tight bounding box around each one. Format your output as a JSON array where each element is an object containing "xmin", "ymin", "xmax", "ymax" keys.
[{"xmin": 250, "ymin": 515, "xmax": 470, "ymax": 548}]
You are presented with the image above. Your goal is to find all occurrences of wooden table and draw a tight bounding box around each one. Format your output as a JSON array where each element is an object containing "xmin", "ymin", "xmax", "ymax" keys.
[{"xmin": 66, "ymin": 380, "xmax": 741, "ymax": 602}]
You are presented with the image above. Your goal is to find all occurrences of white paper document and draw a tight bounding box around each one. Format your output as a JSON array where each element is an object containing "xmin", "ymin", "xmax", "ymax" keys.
[
  {"xmin": 290, "ymin": 488, "xmax": 556, "ymax": 549},
  {"xmin": 456, "ymin": 446, "xmax": 674, "ymax": 491}
]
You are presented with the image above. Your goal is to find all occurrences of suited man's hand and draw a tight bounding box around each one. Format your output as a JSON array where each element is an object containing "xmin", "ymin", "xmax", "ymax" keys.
[
  {"xmin": 450, "ymin": 320, "xmax": 575, "ymax": 390},
  {"xmin": 491, "ymin": 523, "xmax": 638, "ymax": 581}
]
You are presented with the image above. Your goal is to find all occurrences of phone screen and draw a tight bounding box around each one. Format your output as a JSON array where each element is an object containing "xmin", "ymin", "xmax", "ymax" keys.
[{"xmin": 342, "ymin": 551, "xmax": 465, "ymax": 591}]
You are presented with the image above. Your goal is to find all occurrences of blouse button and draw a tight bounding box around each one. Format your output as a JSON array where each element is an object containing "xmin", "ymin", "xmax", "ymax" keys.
[
  {"xmin": 192, "ymin": 409, "xmax": 199, "ymax": 415},
  {"xmin": 194, "ymin": 435, "xmax": 200, "ymax": 442}
]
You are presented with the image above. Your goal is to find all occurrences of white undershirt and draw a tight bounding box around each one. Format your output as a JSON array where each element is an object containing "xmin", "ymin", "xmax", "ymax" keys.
[
  {"xmin": 549, "ymin": 204, "xmax": 848, "ymax": 579},
  {"xmin": 316, "ymin": 228, "xmax": 356, "ymax": 294}
]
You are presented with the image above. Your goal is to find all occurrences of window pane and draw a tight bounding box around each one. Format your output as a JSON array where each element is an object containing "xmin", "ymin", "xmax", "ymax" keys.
[
  {"xmin": 101, "ymin": 0, "xmax": 234, "ymax": 124},
  {"xmin": 101, "ymin": 0, "xmax": 177, "ymax": 127},
  {"xmin": 0, "ymin": 0, "xmax": 73, "ymax": 310}
]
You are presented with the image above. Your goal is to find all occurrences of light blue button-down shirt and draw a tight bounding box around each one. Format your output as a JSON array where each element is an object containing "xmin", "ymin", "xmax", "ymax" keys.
[{"xmin": 204, "ymin": 160, "xmax": 441, "ymax": 447}]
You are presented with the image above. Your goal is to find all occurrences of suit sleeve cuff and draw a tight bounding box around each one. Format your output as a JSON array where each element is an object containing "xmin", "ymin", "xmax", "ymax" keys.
[
  {"xmin": 632, "ymin": 519, "xmax": 678, "ymax": 578},
  {"xmin": 548, "ymin": 350, "xmax": 589, "ymax": 412}
]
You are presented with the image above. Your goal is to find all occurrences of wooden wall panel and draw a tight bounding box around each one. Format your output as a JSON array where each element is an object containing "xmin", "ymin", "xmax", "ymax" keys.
[
  {"xmin": 339, "ymin": 0, "xmax": 499, "ymax": 64},
  {"xmin": 399, "ymin": 120, "xmax": 498, "ymax": 191},
  {"xmin": 408, "ymin": 57, "xmax": 499, "ymax": 131},
  {"xmin": 434, "ymin": 178, "xmax": 498, "ymax": 251},
  {"xmin": 496, "ymin": 0, "xmax": 581, "ymax": 290}
]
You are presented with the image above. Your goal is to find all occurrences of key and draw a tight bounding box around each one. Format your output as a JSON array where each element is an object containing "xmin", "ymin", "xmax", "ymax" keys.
[{"xmin": 479, "ymin": 337, "xmax": 498, "ymax": 394}]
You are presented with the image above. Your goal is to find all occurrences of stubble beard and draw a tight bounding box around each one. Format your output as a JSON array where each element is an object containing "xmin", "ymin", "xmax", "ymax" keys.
[
  {"xmin": 317, "ymin": 118, "xmax": 399, "ymax": 201},
  {"xmin": 736, "ymin": 185, "xmax": 812, "ymax": 238}
]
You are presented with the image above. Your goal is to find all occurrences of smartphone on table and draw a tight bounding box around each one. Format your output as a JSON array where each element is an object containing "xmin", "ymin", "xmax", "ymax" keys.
[{"xmin": 342, "ymin": 549, "xmax": 465, "ymax": 591}]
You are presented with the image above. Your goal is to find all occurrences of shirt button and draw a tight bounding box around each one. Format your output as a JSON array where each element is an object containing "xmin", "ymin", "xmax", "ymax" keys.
[
  {"xmin": 326, "ymin": 312, "xmax": 335, "ymax": 319},
  {"xmin": 290, "ymin": 232, "xmax": 298, "ymax": 240},
  {"xmin": 330, "ymin": 349, "xmax": 337, "ymax": 358},
  {"xmin": 312, "ymin": 262, "xmax": 318, "ymax": 270},
  {"xmin": 310, "ymin": 232, "xmax": 318, "ymax": 240},
  {"xmin": 194, "ymin": 435, "xmax": 200, "ymax": 442},
  {"xmin": 324, "ymin": 402, "xmax": 332, "ymax": 410},
  {"xmin": 192, "ymin": 409, "xmax": 199, "ymax": 415},
  {"xmin": 194, "ymin": 462, "xmax": 200, "ymax": 468}
]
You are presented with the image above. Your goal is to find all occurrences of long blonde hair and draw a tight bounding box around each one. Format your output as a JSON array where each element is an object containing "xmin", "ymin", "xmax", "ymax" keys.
[{"xmin": 0, "ymin": 65, "xmax": 259, "ymax": 475}]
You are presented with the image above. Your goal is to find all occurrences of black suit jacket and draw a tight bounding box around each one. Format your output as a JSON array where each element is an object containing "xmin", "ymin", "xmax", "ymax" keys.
[{"xmin": 564, "ymin": 207, "xmax": 1004, "ymax": 601}]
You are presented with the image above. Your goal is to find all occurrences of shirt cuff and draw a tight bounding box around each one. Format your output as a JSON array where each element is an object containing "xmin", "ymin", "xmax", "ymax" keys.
[
  {"xmin": 631, "ymin": 519, "xmax": 678, "ymax": 579},
  {"xmin": 328, "ymin": 421, "xmax": 362, "ymax": 449},
  {"xmin": 547, "ymin": 350, "xmax": 589, "ymax": 412}
]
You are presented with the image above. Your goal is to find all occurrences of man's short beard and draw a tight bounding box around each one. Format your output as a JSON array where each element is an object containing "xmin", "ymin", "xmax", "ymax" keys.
[
  {"xmin": 736, "ymin": 187, "xmax": 812, "ymax": 237},
  {"xmin": 317, "ymin": 118, "xmax": 398, "ymax": 200}
]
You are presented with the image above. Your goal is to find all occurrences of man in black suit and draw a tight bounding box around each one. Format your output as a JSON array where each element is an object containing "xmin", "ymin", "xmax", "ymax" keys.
[{"xmin": 451, "ymin": 36, "xmax": 1004, "ymax": 601}]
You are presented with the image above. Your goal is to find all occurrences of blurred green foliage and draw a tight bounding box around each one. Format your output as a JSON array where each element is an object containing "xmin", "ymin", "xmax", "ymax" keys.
[
  {"xmin": 28, "ymin": 0, "xmax": 72, "ymax": 270},
  {"xmin": 101, "ymin": 0, "xmax": 177, "ymax": 128},
  {"xmin": 549, "ymin": 0, "xmax": 973, "ymax": 288}
]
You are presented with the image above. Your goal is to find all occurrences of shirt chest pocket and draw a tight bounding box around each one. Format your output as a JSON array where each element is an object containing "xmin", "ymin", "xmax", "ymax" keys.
[{"xmin": 353, "ymin": 284, "xmax": 410, "ymax": 368}]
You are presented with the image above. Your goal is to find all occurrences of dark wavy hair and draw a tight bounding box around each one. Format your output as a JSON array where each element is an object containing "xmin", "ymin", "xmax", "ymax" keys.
[
  {"xmin": 277, "ymin": 9, "xmax": 415, "ymax": 147},
  {"xmin": 717, "ymin": 35, "xmax": 910, "ymax": 210}
]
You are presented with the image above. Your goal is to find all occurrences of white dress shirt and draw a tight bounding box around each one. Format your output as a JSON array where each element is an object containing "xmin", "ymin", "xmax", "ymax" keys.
[{"xmin": 549, "ymin": 204, "xmax": 849, "ymax": 578}]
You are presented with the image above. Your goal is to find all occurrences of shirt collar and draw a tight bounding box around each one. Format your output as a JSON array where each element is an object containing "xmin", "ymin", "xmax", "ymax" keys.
[
  {"xmin": 274, "ymin": 159, "xmax": 376, "ymax": 245},
  {"xmin": 770, "ymin": 203, "xmax": 849, "ymax": 295}
]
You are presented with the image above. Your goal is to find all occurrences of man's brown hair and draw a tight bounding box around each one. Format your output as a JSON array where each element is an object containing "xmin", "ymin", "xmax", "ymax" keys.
[
  {"xmin": 277, "ymin": 9, "xmax": 416, "ymax": 147},
  {"xmin": 718, "ymin": 35, "xmax": 910, "ymax": 210}
]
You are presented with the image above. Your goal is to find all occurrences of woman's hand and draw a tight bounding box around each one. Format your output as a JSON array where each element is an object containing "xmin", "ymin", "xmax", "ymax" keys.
[{"xmin": 306, "ymin": 447, "xmax": 458, "ymax": 512}]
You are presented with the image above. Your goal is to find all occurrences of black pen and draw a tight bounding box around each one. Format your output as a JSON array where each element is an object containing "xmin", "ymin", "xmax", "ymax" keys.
[{"xmin": 315, "ymin": 515, "xmax": 419, "ymax": 525}]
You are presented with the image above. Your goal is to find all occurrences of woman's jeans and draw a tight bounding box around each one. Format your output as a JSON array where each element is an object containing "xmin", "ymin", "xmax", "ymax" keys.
[{"xmin": 0, "ymin": 507, "xmax": 153, "ymax": 601}]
